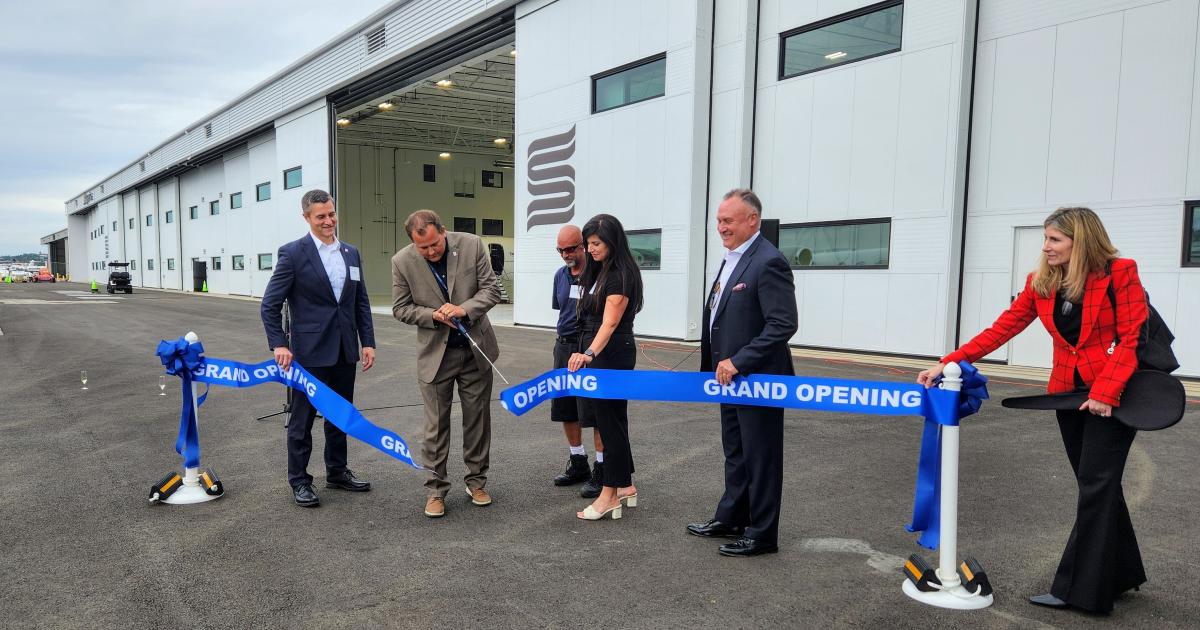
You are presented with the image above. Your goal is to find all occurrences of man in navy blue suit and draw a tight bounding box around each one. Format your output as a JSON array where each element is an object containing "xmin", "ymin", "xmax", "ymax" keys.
[
  {"xmin": 687, "ymin": 188, "xmax": 798, "ymax": 556},
  {"xmin": 261, "ymin": 189, "xmax": 376, "ymax": 507}
]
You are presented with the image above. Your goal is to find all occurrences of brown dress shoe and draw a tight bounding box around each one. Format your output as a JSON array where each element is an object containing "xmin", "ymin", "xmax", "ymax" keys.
[
  {"xmin": 466, "ymin": 487, "xmax": 492, "ymax": 506},
  {"xmin": 424, "ymin": 496, "xmax": 445, "ymax": 518}
]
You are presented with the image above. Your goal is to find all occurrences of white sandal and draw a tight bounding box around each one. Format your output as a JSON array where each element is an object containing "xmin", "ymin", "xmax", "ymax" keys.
[{"xmin": 577, "ymin": 502, "xmax": 622, "ymax": 520}]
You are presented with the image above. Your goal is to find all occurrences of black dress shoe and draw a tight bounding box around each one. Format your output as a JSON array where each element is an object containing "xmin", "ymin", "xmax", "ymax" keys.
[
  {"xmin": 1028, "ymin": 593, "xmax": 1068, "ymax": 609},
  {"xmin": 580, "ymin": 461, "xmax": 604, "ymax": 498},
  {"xmin": 718, "ymin": 537, "xmax": 779, "ymax": 557},
  {"xmin": 686, "ymin": 519, "xmax": 745, "ymax": 539},
  {"xmin": 326, "ymin": 469, "xmax": 371, "ymax": 492},
  {"xmin": 293, "ymin": 483, "xmax": 320, "ymax": 507},
  {"xmin": 553, "ymin": 454, "xmax": 590, "ymax": 486}
]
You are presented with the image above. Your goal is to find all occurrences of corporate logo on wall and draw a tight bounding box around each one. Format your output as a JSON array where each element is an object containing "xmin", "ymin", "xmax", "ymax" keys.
[{"xmin": 526, "ymin": 125, "xmax": 576, "ymax": 230}]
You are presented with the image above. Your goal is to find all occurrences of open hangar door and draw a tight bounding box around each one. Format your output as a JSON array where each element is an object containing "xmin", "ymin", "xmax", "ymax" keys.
[{"xmin": 330, "ymin": 13, "xmax": 516, "ymax": 309}]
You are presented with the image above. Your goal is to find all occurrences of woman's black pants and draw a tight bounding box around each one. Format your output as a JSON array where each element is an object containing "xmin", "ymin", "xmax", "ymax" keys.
[{"xmin": 579, "ymin": 331, "xmax": 636, "ymax": 488}]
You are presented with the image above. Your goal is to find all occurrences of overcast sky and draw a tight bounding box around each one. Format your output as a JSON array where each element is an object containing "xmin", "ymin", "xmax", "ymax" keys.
[{"xmin": 0, "ymin": 0, "xmax": 395, "ymax": 256}]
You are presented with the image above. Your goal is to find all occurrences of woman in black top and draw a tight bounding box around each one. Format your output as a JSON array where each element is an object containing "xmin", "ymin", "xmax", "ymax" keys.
[{"xmin": 566, "ymin": 214, "xmax": 643, "ymax": 521}]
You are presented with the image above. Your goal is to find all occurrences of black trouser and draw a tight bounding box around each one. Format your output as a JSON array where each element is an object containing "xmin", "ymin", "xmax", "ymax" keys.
[
  {"xmin": 579, "ymin": 331, "xmax": 636, "ymax": 487},
  {"xmin": 1050, "ymin": 409, "xmax": 1145, "ymax": 613},
  {"xmin": 287, "ymin": 361, "xmax": 355, "ymax": 487},
  {"xmin": 550, "ymin": 335, "xmax": 585, "ymax": 424},
  {"xmin": 714, "ymin": 403, "xmax": 784, "ymax": 545}
]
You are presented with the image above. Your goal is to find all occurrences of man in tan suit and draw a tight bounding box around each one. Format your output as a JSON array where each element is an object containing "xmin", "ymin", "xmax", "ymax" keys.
[{"xmin": 392, "ymin": 210, "xmax": 501, "ymax": 518}]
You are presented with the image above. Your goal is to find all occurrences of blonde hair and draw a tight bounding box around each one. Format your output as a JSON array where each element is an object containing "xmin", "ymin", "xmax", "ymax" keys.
[{"xmin": 1030, "ymin": 207, "xmax": 1118, "ymax": 302}]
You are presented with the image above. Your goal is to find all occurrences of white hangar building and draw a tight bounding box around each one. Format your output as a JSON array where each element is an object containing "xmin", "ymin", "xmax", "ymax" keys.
[{"xmin": 64, "ymin": 0, "xmax": 1200, "ymax": 376}]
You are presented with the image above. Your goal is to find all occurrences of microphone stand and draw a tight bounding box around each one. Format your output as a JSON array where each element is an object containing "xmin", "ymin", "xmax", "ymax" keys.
[{"xmin": 255, "ymin": 301, "xmax": 293, "ymax": 426}]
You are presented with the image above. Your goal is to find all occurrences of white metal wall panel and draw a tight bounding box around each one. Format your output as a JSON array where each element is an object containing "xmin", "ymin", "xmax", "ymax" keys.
[
  {"xmin": 1112, "ymin": 0, "xmax": 1196, "ymax": 201},
  {"xmin": 755, "ymin": 0, "xmax": 969, "ymax": 355},
  {"xmin": 985, "ymin": 27, "xmax": 1055, "ymax": 211},
  {"xmin": 965, "ymin": 39, "xmax": 995, "ymax": 212},
  {"xmin": 1045, "ymin": 13, "xmax": 1122, "ymax": 204},
  {"xmin": 158, "ymin": 180, "xmax": 182, "ymax": 291},
  {"xmin": 514, "ymin": 0, "xmax": 712, "ymax": 339},
  {"xmin": 979, "ymin": 0, "xmax": 1171, "ymax": 41}
]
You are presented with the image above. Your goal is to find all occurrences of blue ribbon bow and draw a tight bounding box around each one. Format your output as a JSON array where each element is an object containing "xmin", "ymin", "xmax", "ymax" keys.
[
  {"xmin": 156, "ymin": 337, "xmax": 208, "ymax": 469},
  {"xmin": 906, "ymin": 362, "xmax": 989, "ymax": 549}
]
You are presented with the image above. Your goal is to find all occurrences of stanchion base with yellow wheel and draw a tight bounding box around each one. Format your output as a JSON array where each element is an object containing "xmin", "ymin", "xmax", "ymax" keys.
[
  {"xmin": 150, "ymin": 467, "xmax": 223, "ymax": 505},
  {"xmin": 902, "ymin": 575, "xmax": 993, "ymax": 610}
]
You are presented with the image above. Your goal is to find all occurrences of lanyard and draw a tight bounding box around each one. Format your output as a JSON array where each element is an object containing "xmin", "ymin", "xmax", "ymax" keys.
[{"xmin": 426, "ymin": 260, "xmax": 450, "ymax": 298}]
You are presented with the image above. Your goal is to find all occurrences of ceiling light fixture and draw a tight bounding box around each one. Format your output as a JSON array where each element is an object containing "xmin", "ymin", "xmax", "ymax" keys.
[
  {"xmin": 824, "ymin": 51, "xmax": 847, "ymax": 60},
  {"xmin": 493, "ymin": 137, "xmax": 508, "ymax": 145},
  {"xmin": 378, "ymin": 102, "xmax": 394, "ymax": 110},
  {"xmin": 336, "ymin": 118, "xmax": 351, "ymax": 126},
  {"xmin": 438, "ymin": 151, "xmax": 452, "ymax": 159},
  {"xmin": 436, "ymin": 79, "xmax": 453, "ymax": 88}
]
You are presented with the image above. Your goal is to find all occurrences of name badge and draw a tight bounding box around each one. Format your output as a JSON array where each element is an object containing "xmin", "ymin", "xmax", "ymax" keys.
[
  {"xmin": 349, "ymin": 266, "xmax": 361, "ymax": 281},
  {"xmin": 569, "ymin": 284, "xmax": 582, "ymax": 299}
]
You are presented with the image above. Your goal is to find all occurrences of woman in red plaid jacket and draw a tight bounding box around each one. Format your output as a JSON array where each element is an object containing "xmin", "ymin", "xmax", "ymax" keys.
[{"xmin": 918, "ymin": 207, "xmax": 1148, "ymax": 614}]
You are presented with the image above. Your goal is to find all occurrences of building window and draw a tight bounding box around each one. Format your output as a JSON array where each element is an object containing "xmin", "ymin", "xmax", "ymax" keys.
[
  {"xmin": 423, "ymin": 164, "xmax": 436, "ymax": 182},
  {"xmin": 256, "ymin": 182, "xmax": 271, "ymax": 201},
  {"xmin": 147, "ymin": 259, "xmax": 155, "ymax": 271},
  {"xmin": 1185, "ymin": 201, "xmax": 1200, "ymax": 266},
  {"xmin": 258, "ymin": 253, "xmax": 273, "ymax": 270},
  {"xmin": 167, "ymin": 258, "xmax": 175, "ymax": 271},
  {"xmin": 592, "ymin": 53, "xmax": 667, "ymax": 113},
  {"xmin": 189, "ymin": 205, "xmax": 198, "ymax": 220},
  {"xmin": 129, "ymin": 218, "xmax": 135, "ymax": 229},
  {"xmin": 210, "ymin": 200, "xmax": 220, "ymax": 215},
  {"xmin": 100, "ymin": 225, "xmax": 104, "ymax": 234},
  {"xmin": 454, "ymin": 217, "xmax": 477, "ymax": 234},
  {"xmin": 283, "ymin": 166, "xmax": 303, "ymax": 190},
  {"xmin": 780, "ymin": 0, "xmax": 903, "ymax": 80},
  {"xmin": 482, "ymin": 170, "xmax": 503, "ymax": 188},
  {"xmin": 112, "ymin": 221, "xmax": 118, "ymax": 231},
  {"xmin": 482, "ymin": 218, "xmax": 504, "ymax": 236},
  {"xmin": 779, "ymin": 218, "xmax": 891, "ymax": 269},
  {"xmin": 165, "ymin": 210, "xmax": 174, "ymax": 224},
  {"xmin": 232, "ymin": 255, "xmax": 245, "ymax": 270},
  {"xmin": 145, "ymin": 215, "xmax": 152, "ymax": 227},
  {"xmin": 131, "ymin": 260, "xmax": 137, "ymax": 271},
  {"xmin": 626, "ymin": 229, "xmax": 662, "ymax": 270},
  {"xmin": 210, "ymin": 256, "xmax": 222, "ymax": 271},
  {"xmin": 230, "ymin": 192, "xmax": 243, "ymax": 209}
]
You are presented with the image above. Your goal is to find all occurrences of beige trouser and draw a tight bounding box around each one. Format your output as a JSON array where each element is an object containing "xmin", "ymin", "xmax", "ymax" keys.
[{"xmin": 419, "ymin": 345, "xmax": 493, "ymax": 497}]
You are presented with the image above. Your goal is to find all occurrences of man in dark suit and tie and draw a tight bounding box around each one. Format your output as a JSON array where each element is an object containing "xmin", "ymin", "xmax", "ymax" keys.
[
  {"xmin": 687, "ymin": 188, "xmax": 798, "ymax": 556},
  {"xmin": 261, "ymin": 189, "xmax": 376, "ymax": 507}
]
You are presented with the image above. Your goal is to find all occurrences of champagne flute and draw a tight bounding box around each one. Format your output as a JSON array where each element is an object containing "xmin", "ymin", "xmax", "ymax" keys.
[
  {"xmin": 80, "ymin": 370, "xmax": 88, "ymax": 391},
  {"xmin": 159, "ymin": 375, "xmax": 167, "ymax": 396}
]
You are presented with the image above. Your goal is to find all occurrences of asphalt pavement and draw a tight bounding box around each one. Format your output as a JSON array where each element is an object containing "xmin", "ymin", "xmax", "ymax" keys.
[{"xmin": 1, "ymin": 281, "xmax": 1198, "ymax": 629}]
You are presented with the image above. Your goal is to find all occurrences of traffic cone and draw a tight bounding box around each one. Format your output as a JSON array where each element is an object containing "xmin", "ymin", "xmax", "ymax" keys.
[
  {"xmin": 201, "ymin": 280, "xmax": 208, "ymax": 293},
  {"xmin": 91, "ymin": 279, "xmax": 99, "ymax": 293}
]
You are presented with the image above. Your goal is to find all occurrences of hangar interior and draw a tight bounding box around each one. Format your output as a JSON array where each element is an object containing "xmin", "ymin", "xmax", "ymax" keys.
[{"xmin": 334, "ymin": 42, "xmax": 516, "ymax": 307}]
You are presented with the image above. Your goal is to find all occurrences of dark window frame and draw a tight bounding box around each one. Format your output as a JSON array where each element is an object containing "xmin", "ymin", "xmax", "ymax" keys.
[
  {"xmin": 258, "ymin": 253, "xmax": 273, "ymax": 270},
  {"xmin": 779, "ymin": 217, "xmax": 893, "ymax": 270},
  {"xmin": 189, "ymin": 206, "xmax": 198, "ymax": 220},
  {"xmin": 210, "ymin": 200, "xmax": 220, "ymax": 215},
  {"xmin": 625, "ymin": 228, "xmax": 663, "ymax": 271},
  {"xmin": 283, "ymin": 166, "xmax": 303, "ymax": 190},
  {"xmin": 591, "ymin": 52, "xmax": 668, "ymax": 114},
  {"xmin": 778, "ymin": 0, "xmax": 904, "ymax": 81},
  {"xmin": 454, "ymin": 217, "xmax": 478, "ymax": 234},
  {"xmin": 129, "ymin": 218, "xmax": 135, "ymax": 229},
  {"xmin": 1184, "ymin": 200, "xmax": 1200, "ymax": 267},
  {"xmin": 232, "ymin": 255, "xmax": 245, "ymax": 270},
  {"xmin": 165, "ymin": 210, "xmax": 174, "ymax": 224},
  {"xmin": 482, "ymin": 218, "xmax": 504, "ymax": 236},
  {"xmin": 256, "ymin": 182, "xmax": 271, "ymax": 201},
  {"xmin": 145, "ymin": 214, "xmax": 152, "ymax": 227},
  {"xmin": 230, "ymin": 192, "xmax": 243, "ymax": 209}
]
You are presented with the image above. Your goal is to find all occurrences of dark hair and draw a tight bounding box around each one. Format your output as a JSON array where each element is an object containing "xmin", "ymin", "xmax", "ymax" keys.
[
  {"xmin": 578, "ymin": 214, "xmax": 644, "ymax": 316},
  {"xmin": 301, "ymin": 189, "xmax": 333, "ymax": 214},
  {"xmin": 404, "ymin": 209, "xmax": 445, "ymax": 239}
]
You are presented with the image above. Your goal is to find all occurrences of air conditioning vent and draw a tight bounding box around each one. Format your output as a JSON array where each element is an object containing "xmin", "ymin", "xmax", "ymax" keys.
[
  {"xmin": 139, "ymin": 161, "xmax": 146, "ymax": 172},
  {"xmin": 366, "ymin": 25, "xmax": 386, "ymax": 54},
  {"xmin": 204, "ymin": 123, "xmax": 213, "ymax": 138}
]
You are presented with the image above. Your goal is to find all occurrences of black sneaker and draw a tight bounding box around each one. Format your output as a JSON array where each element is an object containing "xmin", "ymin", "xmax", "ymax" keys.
[
  {"xmin": 553, "ymin": 454, "xmax": 590, "ymax": 486},
  {"xmin": 580, "ymin": 461, "xmax": 604, "ymax": 498}
]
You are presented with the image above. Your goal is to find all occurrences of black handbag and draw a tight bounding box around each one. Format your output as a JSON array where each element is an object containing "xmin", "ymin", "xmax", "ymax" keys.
[{"xmin": 1105, "ymin": 261, "xmax": 1179, "ymax": 373}]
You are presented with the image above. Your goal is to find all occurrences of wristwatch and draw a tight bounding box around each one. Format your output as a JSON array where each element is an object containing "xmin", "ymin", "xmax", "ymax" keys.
[{"xmin": 584, "ymin": 348, "xmax": 596, "ymax": 358}]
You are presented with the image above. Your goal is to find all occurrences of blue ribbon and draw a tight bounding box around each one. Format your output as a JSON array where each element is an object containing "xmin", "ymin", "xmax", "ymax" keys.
[
  {"xmin": 156, "ymin": 337, "xmax": 208, "ymax": 469},
  {"xmin": 499, "ymin": 363, "xmax": 987, "ymax": 549},
  {"xmin": 905, "ymin": 363, "xmax": 989, "ymax": 549},
  {"xmin": 156, "ymin": 340, "xmax": 422, "ymax": 470}
]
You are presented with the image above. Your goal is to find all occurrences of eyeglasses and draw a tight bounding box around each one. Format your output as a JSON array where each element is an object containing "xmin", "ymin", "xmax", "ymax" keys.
[{"xmin": 556, "ymin": 244, "xmax": 583, "ymax": 254}]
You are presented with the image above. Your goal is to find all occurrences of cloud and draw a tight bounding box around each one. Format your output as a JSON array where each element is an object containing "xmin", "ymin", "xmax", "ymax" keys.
[{"xmin": 0, "ymin": 0, "xmax": 396, "ymax": 255}]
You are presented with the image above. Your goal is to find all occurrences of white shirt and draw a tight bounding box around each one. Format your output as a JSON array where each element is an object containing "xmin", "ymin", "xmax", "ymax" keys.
[
  {"xmin": 709, "ymin": 231, "xmax": 760, "ymax": 332},
  {"xmin": 310, "ymin": 233, "xmax": 346, "ymax": 301}
]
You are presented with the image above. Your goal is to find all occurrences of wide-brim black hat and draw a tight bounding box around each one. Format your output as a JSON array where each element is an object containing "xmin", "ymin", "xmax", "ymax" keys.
[{"xmin": 1002, "ymin": 370, "xmax": 1186, "ymax": 431}]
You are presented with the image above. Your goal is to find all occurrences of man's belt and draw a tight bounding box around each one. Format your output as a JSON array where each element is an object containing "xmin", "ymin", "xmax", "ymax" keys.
[{"xmin": 556, "ymin": 335, "xmax": 580, "ymax": 345}]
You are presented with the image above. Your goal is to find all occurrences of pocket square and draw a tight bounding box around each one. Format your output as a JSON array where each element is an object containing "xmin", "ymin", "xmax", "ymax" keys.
[{"xmin": 731, "ymin": 283, "xmax": 747, "ymax": 292}]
